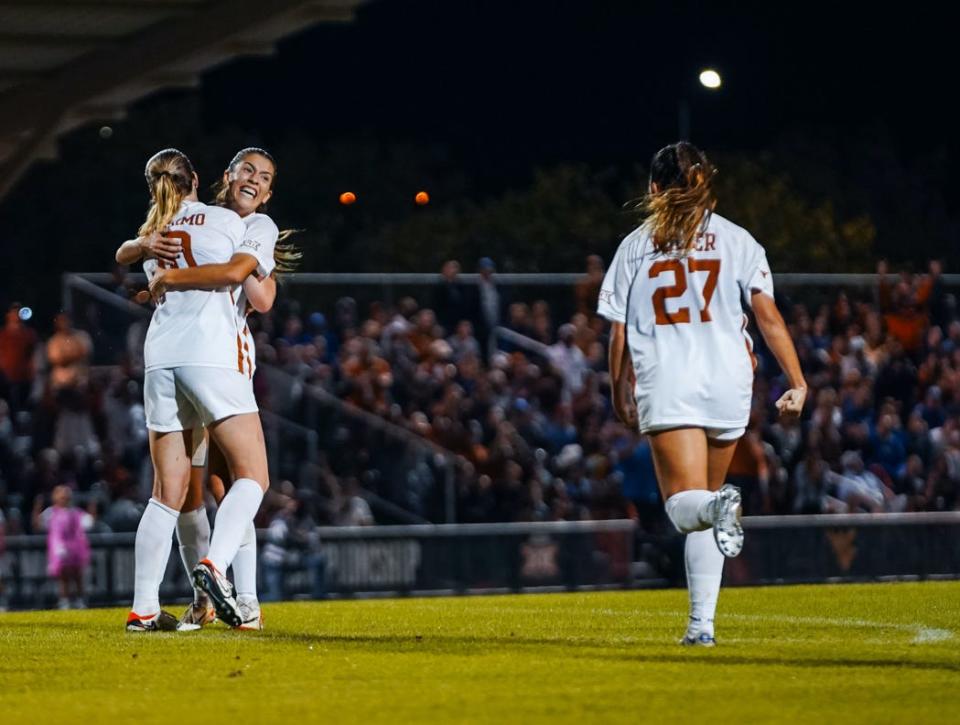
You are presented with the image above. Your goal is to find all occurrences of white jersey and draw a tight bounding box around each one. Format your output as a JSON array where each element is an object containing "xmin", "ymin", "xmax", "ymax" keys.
[
  {"xmin": 143, "ymin": 200, "xmax": 247, "ymax": 371},
  {"xmin": 597, "ymin": 212, "xmax": 774, "ymax": 432},
  {"xmin": 234, "ymin": 213, "xmax": 279, "ymax": 377}
]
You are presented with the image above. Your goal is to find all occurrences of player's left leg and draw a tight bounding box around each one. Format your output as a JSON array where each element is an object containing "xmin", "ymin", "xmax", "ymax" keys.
[
  {"xmin": 128, "ymin": 427, "xmax": 191, "ymax": 632},
  {"xmin": 680, "ymin": 434, "xmax": 739, "ymax": 645}
]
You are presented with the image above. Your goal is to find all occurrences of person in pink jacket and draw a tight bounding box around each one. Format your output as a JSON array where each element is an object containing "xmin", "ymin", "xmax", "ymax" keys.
[{"xmin": 36, "ymin": 485, "xmax": 91, "ymax": 609}]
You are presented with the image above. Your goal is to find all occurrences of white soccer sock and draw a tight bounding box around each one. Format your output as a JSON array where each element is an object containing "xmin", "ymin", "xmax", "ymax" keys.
[
  {"xmin": 132, "ymin": 498, "xmax": 179, "ymax": 615},
  {"xmin": 232, "ymin": 520, "xmax": 259, "ymax": 601},
  {"xmin": 684, "ymin": 528, "xmax": 724, "ymax": 636},
  {"xmin": 176, "ymin": 506, "xmax": 210, "ymax": 601},
  {"xmin": 207, "ymin": 478, "xmax": 264, "ymax": 573},
  {"xmin": 664, "ymin": 489, "xmax": 715, "ymax": 534}
]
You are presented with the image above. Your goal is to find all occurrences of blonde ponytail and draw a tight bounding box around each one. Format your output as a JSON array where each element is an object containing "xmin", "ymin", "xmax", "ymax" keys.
[{"xmin": 138, "ymin": 148, "xmax": 196, "ymax": 237}]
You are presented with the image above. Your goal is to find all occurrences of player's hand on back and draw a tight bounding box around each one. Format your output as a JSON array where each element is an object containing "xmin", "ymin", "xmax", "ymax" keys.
[
  {"xmin": 775, "ymin": 387, "xmax": 806, "ymax": 418},
  {"xmin": 148, "ymin": 268, "xmax": 171, "ymax": 303},
  {"xmin": 139, "ymin": 231, "xmax": 182, "ymax": 263}
]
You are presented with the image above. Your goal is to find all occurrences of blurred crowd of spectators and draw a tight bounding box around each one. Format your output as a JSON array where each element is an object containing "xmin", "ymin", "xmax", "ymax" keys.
[{"xmin": 2, "ymin": 258, "xmax": 960, "ymax": 560}]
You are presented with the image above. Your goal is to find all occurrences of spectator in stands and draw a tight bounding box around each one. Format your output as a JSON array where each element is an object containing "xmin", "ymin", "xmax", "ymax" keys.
[
  {"xmin": 261, "ymin": 491, "xmax": 298, "ymax": 602},
  {"xmin": 792, "ymin": 448, "xmax": 841, "ymax": 513},
  {"xmin": 728, "ymin": 417, "xmax": 770, "ymax": 513},
  {"xmin": 877, "ymin": 260, "xmax": 934, "ymax": 356},
  {"xmin": 448, "ymin": 320, "xmax": 481, "ymax": 362},
  {"xmin": 409, "ymin": 309, "xmax": 440, "ymax": 360},
  {"xmin": 472, "ymin": 257, "xmax": 502, "ymax": 358},
  {"xmin": 436, "ymin": 260, "xmax": 468, "ymax": 331},
  {"xmin": 834, "ymin": 451, "xmax": 904, "ymax": 513},
  {"xmin": 547, "ymin": 323, "xmax": 588, "ymax": 399},
  {"xmin": 529, "ymin": 300, "xmax": 553, "ymax": 345},
  {"xmin": 33, "ymin": 485, "xmax": 90, "ymax": 609},
  {"xmin": 612, "ymin": 432, "xmax": 662, "ymax": 531},
  {"xmin": 895, "ymin": 454, "xmax": 929, "ymax": 511},
  {"xmin": 575, "ymin": 254, "xmax": 605, "ymax": 316},
  {"xmin": 341, "ymin": 338, "xmax": 393, "ymax": 414},
  {"xmin": 868, "ymin": 412, "xmax": 907, "ymax": 479},
  {"xmin": 0, "ymin": 303, "xmax": 38, "ymax": 414},
  {"xmin": 337, "ymin": 478, "xmax": 374, "ymax": 526},
  {"xmin": 46, "ymin": 313, "xmax": 92, "ymax": 394},
  {"xmin": 505, "ymin": 303, "xmax": 534, "ymax": 340}
]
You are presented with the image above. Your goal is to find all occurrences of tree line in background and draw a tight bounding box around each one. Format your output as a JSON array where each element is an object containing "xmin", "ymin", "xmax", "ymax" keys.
[{"xmin": 0, "ymin": 93, "xmax": 955, "ymax": 325}]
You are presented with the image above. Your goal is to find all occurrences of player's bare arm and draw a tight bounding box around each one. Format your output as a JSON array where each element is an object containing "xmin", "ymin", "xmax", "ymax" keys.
[
  {"xmin": 751, "ymin": 290, "xmax": 807, "ymax": 416},
  {"xmin": 607, "ymin": 321, "xmax": 638, "ymax": 428},
  {"xmin": 243, "ymin": 273, "xmax": 276, "ymax": 313},
  {"xmin": 149, "ymin": 252, "xmax": 259, "ymax": 298},
  {"xmin": 115, "ymin": 231, "xmax": 182, "ymax": 265}
]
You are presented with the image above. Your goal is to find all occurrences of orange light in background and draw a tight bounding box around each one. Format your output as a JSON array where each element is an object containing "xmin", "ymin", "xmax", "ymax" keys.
[
  {"xmin": 415, "ymin": 191, "xmax": 430, "ymax": 205},
  {"xmin": 339, "ymin": 191, "xmax": 357, "ymax": 205}
]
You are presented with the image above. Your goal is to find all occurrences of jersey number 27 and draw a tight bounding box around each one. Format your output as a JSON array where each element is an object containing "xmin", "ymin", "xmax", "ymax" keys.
[{"xmin": 649, "ymin": 257, "xmax": 720, "ymax": 325}]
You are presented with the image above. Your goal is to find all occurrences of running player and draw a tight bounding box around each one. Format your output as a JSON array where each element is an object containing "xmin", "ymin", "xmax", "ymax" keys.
[
  {"xmin": 599, "ymin": 142, "xmax": 806, "ymax": 646},
  {"xmin": 123, "ymin": 149, "xmax": 273, "ymax": 631}
]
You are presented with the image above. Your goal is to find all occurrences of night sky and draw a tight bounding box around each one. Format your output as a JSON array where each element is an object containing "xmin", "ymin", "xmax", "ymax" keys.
[{"xmin": 198, "ymin": 0, "xmax": 954, "ymax": 184}]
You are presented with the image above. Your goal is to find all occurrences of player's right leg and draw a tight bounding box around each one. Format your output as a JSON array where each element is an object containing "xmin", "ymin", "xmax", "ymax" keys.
[
  {"xmin": 706, "ymin": 430, "xmax": 744, "ymax": 558},
  {"xmin": 128, "ymin": 368, "xmax": 193, "ymax": 632},
  {"xmin": 676, "ymin": 433, "xmax": 741, "ymax": 646},
  {"xmin": 648, "ymin": 427, "xmax": 741, "ymax": 647},
  {"xmin": 649, "ymin": 426, "xmax": 743, "ymax": 552},
  {"xmin": 208, "ymin": 438, "xmax": 262, "ymax": 630}
]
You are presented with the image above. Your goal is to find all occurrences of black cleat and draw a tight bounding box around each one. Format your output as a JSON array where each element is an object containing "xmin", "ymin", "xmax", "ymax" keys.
[{"xmin": 192, "ymin": 559, "xmax": 242, "ymax": 628}]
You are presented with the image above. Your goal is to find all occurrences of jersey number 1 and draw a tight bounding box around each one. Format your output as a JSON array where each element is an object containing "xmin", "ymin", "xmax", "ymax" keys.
[
  {"xmin": 649, "ymin": 257, "xmax": 720, "ymax": 325},
  {"xmin": 157, "ymin": 231, "xmax": 198, "ymax": 269}
]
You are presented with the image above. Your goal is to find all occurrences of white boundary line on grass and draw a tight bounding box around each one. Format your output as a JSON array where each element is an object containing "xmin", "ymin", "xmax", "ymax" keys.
[{"xmin": 722, "ymin": 613, "xmax": 954, "ymax": 644}]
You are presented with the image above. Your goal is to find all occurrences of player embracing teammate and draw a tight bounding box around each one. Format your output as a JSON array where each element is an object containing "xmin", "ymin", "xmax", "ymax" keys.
[
  {"xmin": 599, "ymin": 142, "xmax": 806, "ymax": 645},
  {"xmin": 119, "ymin": 149, "xmax": 281, "ymax": 631}
]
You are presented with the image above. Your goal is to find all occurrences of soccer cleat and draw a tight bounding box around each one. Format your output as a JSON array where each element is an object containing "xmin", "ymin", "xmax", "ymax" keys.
[
  {"xmin": 236, "ymin": 599, "xmax": 263, "ymax": 631},
  {"xmin": 192, "ymin": 559, "xmax": 242, "ymax": 628},
  {"xmin": 680, "ymin": 631, "xmax": 717, "ymax": 647},
  {"xmin": 126, "ymin": 610, "xmax": 178, "ymax": 632},
  {"xmin": 178, "ymin": 595, "xmax": 216, "ymax": 631},
  {"xmin": 712, "ymin": 484, "xmax": 744, "ymax": 557}
]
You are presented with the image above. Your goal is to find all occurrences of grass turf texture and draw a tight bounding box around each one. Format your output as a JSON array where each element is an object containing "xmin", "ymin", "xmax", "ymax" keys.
[{"xmin": 1, "ymin": 582, "xmax": 958, "ymax": 724}]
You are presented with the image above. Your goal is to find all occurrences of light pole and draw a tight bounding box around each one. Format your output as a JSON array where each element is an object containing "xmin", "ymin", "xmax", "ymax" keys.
[{"xmin": 678, "ymin": 68, "xmax": 722, "ymax": 140}]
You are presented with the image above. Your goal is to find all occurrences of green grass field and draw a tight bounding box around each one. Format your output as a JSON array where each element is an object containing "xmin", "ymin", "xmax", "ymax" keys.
[{"xmin": 1, "ymin": 582, "xmax": 958, "ymax": 724}]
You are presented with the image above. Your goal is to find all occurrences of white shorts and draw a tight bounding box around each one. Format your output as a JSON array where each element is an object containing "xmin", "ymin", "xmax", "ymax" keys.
[
  {"xmin": 643, "ymin": 424, "xmax": 745, "ymax": 442},
  {"xmin": 144, "ymin": 366, "xmax": 258, "ymax": 433}
]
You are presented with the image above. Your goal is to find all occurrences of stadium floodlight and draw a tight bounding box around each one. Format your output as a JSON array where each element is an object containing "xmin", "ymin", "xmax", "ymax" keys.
[{"xmin": 699, "ymin": 69, "xmax": 722, "ymax": 89}]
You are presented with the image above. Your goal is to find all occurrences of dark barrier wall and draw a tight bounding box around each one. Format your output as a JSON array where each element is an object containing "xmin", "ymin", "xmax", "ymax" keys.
[
  {"xmin": 4, "ymin": 515, "xmax": 959, "ymax": 609},
  {"xmin": 0, "ymin": 521, "xmax": 636, "ymax": 610},
  {"xmin": 730, "ymin": 512, "xmax": 960, "ymax": 585}
]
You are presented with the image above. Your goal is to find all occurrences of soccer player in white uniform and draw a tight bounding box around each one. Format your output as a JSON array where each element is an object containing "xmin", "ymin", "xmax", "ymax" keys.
[
  {"xmin": 120, "ymin": 149, "xmax": 274, "ymax": 631},
  {"xmin": 117, "ymin": 148, "xmax": 295, "ymax": 630},
  {"xmin": 598, "ymin": 142, "xmax": 806, "ymax": 646},
  {"xmin": 176, "ymin": 148, "xmax": 295, "ymax": 631}
]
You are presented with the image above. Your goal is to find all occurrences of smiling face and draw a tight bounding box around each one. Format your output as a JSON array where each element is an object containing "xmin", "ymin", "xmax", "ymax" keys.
[{"xmin": 223, "ymin": 152, "xmax": 275, "ymax": 217}]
